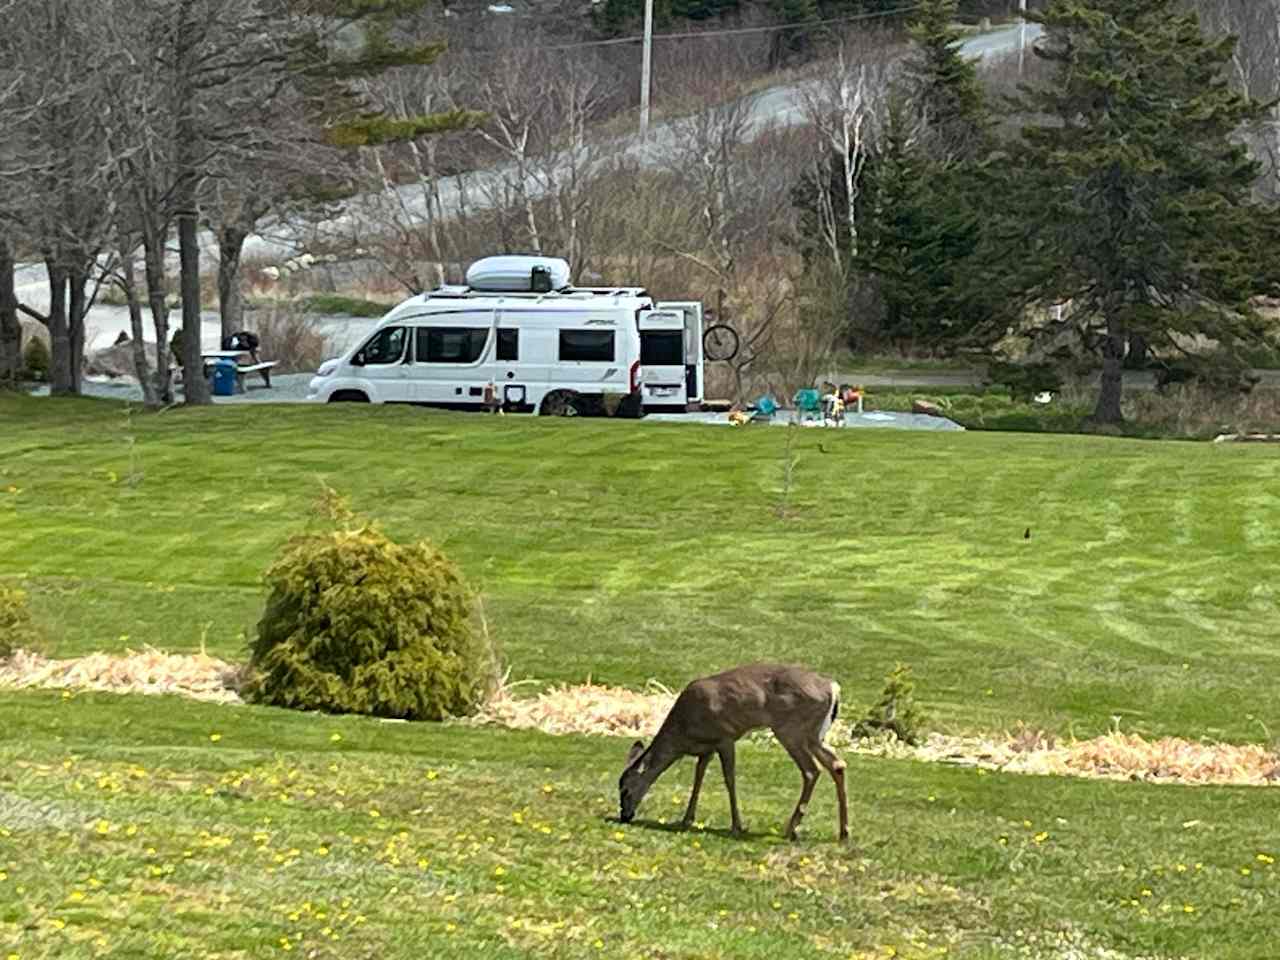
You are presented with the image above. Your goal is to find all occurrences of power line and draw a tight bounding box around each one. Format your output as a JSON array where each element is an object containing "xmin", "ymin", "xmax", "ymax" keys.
[{"xmin": 544, "ymin": 2, "xmax": 925, "ymax": 51}]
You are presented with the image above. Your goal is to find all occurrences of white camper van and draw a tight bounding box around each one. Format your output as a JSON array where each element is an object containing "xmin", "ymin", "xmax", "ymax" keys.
[{"xmin": 307, "ymin": 256, "xmax": 705, "ymax": 415}]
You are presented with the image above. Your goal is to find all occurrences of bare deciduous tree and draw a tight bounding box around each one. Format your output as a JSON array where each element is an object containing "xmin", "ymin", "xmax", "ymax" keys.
[{"xmin": 799, "ymin": 46, "xmax": 889, "ymax": 268}]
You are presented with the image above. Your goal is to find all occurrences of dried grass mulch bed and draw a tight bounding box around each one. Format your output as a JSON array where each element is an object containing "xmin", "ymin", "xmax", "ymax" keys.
[
  {"xmin": 3, "ymin": 650, "xmax": 1278, "ymax": 788},
  {"xmin": 479, "ymin": 681, "xmax": 1280, "ymax": 788},
  {"xmin": 0, "ymin": 647, "xmax": 244, "ymax": 705}
]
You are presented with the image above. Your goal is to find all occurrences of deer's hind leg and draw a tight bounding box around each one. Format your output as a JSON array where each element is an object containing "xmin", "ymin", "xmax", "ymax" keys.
[
  {"xmin": 813, "ymin": 743, "xmax": 849, "ymax": 843},
  {"xmin": 682, "ymin": 753, "xmax": 712, "ymax": 829}
]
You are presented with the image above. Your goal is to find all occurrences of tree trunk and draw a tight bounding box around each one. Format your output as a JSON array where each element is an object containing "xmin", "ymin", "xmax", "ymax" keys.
[
  {"xmin": 1093, "ymin": 324, "xmax": 1126, "ymax": 424},
  {"xmin": 217, "ymin": 225, "xmax": 247, "ymax": 342},
  {"xmin": 0, "ymin": 237, "xmax": 20, "ymax": 384},
  {"xmin": 45, "ymin": 256, "xmax": 75, "ymax": 395},
  {"xmin": 1124, "ymin": 331, "xmax": 1149, "ymax": 370},
  {"xmin": 120, "ymin": 246, "xmax": 159, "ymax": 408},
  {"xmin": 68, "ymin": 265, "xmax": 87, "ymax": 393},
  {"xmin": 178, "ymin": 206, "xmax": 210, "ymax": 405},
  {"xmin": 141, "ymin": 220, "xmax": 174, "ymax": 405}
]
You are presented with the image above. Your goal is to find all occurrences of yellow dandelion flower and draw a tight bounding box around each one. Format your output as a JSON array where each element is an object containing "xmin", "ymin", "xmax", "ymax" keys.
[
  {"xmin": 330, "ymin": 733, "xmax": 342, "ymax": 742},
  {"xmin": 210, "ymin": 733, "xmax": 222, "ymax": 743},
  {"xmin": 1183, "ymin": 904, "xmax": 1195, "ymax": 914},
  {"xmin": 1257, "ymin": 853, "xmax": 1275, "ymax": 865}
]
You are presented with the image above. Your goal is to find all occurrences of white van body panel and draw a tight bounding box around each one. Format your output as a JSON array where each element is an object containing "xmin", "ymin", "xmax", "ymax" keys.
[{"xmin": 307, "ymin": 288, "xmax": 659, "ymax": 414}]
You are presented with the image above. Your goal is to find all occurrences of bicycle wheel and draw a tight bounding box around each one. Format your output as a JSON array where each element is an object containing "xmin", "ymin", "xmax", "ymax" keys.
[{"xmin": 703, "ymin": 324, "xmax": 740, "ymax": 362}]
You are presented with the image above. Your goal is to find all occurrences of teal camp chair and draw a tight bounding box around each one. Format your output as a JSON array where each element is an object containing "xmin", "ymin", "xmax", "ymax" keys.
[
  {"xmin": 793, "ymin": 388, "xmax": 822, "ymax": 423},
  {"xmin": 751, "ymin": 395, "xmax": 778, "ymax": 422}
]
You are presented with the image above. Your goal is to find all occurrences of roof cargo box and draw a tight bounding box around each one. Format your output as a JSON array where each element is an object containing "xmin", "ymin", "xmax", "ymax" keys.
[{"xmin": 465, "ymin": 255, "xmax": 571, "ymax": 293}]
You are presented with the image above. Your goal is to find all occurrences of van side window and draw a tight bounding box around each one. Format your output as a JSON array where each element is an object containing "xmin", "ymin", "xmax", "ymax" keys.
[
  {"xmin": 496, "ymin": 328, "xmax": 519, "ymax": 362},
  {"xmin": 417, "ymin": 327, "xmax": 488, "ymax": 364},
  {"xmin": 361, "ymin": 326, "xmax": 407, "ymax": 364},
  {"xmin": 559, "ymin": 330, "xmax": 614, "ymax": 362}
]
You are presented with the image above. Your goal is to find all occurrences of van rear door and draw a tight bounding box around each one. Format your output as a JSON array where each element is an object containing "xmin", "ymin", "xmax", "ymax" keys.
[
  {"xmin": 639, "ymin": 310, "xmax": 689, "ymax": 408},
  {"xmin": 655, "ymin": 301, "xmax": 704, "ymax": 405}
]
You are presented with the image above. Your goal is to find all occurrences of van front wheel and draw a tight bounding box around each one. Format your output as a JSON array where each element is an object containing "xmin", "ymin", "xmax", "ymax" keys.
[{"xmin": 540, "ymin": 390, "xmax": 581, "ymax": 417}]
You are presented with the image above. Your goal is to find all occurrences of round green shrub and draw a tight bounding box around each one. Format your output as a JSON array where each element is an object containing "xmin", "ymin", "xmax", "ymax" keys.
[
  {"xmin": 22, "ymin": 337, "xmax": 50, "ymax": 382},
  {"xmin": 0, "ymin": 584, "xmax": 38, "ymax": 659},
  {"xmin": 244, "ymin": 525, "xmax": 497, "ymax": 720}
]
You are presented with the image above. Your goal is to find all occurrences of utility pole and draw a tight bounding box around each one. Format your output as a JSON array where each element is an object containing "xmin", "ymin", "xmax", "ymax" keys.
[
  {"xmin": 1018, "ymin": 0, "xmax": 1027, "ymax": 76},
  {"xmin": 639, "ymin": 0, "xmax": 653, "ymax": 138}
]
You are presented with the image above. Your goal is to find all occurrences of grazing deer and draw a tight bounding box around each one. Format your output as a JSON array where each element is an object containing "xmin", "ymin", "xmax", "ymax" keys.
[{"xmin": 618, "ymin": 663, "xmax": 849, "ymax": 842}]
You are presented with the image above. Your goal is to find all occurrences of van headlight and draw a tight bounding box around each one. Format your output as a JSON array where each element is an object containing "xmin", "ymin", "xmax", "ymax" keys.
[{"xmin": 316, "ymin": 358, "xmax": 340, "ymax": 377}]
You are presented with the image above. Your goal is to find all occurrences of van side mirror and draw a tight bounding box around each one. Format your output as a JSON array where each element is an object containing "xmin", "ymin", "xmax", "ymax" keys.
[{"xmin": 351, "ymin": 351, "xmax": 365, "ymax": 367}]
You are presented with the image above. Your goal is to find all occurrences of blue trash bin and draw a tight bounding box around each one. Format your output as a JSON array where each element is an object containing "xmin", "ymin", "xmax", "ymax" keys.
[{"xmin": 212, "ymin": 359, "xmax": 237, "ymax": 397}]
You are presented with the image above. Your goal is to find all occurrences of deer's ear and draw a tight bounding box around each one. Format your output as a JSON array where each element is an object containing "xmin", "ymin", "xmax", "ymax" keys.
[{"xmin": 625, "ymin": 740, "xmax": 646, "ymax": 769}]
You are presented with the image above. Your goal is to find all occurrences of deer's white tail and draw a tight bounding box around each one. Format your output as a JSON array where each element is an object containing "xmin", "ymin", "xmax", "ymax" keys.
[{"xmin": 819, "ymin": 680, "xmax": 840, "ymax": 742}]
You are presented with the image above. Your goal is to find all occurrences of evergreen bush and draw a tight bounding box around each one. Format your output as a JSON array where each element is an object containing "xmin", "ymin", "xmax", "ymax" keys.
[
  {"xmin": 852, "ymin": 663, "xmax": 927, "ymax": 745},
  {"xmin": 22, "ymin": 337, "xmax": 50, "ymax": 382},
  {"xmin": 0, "ymin": 584, "xmax": 37, "ymax": 659},
  {"xmin": 244, "ymin": 497, "xmax": 498, "ymax": 720}
]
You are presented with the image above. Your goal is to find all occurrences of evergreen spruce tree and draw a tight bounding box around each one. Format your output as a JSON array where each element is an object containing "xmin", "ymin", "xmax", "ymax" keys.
[
  {"xmin": 850, "ymin": 0, "xmax": 993, "ymax": 351},
  {"xmin": 295, "ymin": 3, "xmax": 483, "ymax": 147},
  {"xmin": 902, "ymin": 0, "xmax": 990, "ymax": 160},
  {"xmin": 992, "ymin": 0, "xmax": 1280, "ymax": 423}
]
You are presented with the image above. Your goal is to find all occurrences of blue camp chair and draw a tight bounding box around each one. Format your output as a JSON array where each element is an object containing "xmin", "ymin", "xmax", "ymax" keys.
[
  {"xmin": 793, "ymin": 388, "xmax": 822, "ymax": 423},
  {"xmin": 751, "ymin": 395, "xmax": 778, "ymax": 422}
]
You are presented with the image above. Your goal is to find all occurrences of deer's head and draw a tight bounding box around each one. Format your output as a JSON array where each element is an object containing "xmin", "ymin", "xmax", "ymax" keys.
[{"xmin": 618, "ymin": 740, "xmax": 649, "ymax": 823}]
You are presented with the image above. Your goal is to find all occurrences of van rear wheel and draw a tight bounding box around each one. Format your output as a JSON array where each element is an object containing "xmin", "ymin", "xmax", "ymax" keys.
[{"xmin": 540, "ymin": 390, "xmax": 580, "ymax": 417}]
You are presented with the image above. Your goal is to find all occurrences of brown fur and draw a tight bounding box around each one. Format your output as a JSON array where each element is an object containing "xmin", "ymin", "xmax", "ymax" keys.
[{"xmin": 618, "ymin": 663, "xmax": 848, "ymax": 842}]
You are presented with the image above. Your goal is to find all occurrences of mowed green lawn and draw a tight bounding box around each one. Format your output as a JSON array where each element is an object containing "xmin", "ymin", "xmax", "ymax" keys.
[
  {"xmin": 2, "ymin": 395, "xmax": 1280, "ymax": 959},
  {"xmin": 3, "ymin": 395, "xmax": 1278, "ymax": 740}
]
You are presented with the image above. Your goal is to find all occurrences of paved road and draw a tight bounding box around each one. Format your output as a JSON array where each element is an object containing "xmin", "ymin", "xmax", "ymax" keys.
[
  {"xmin": 15, "ymin": 21, "xmax": 1041, "ymax": 351},
  {"xmin": 295, "ymin": 22, "xmax": 1042, "ymax": 255}
]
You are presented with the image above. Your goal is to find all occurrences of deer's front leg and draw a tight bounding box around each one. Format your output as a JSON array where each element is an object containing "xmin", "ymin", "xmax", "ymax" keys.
[
  {"xmin": 717, "ymin": 743, "xmax": 746, "ymax": 836},
  {"xmin": 681, "ymin": 753, "xmax": 712, "ymax": 828}
]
